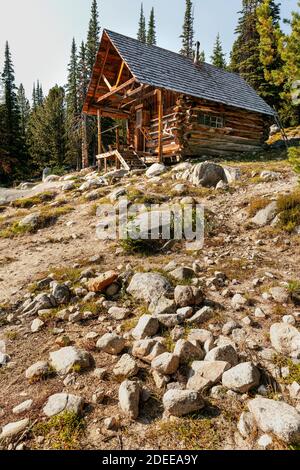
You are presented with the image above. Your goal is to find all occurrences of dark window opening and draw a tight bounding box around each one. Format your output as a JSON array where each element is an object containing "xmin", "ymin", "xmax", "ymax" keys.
[{"xmin": 198, "ymin": 113, "xmax": 224, "ymax": 128}]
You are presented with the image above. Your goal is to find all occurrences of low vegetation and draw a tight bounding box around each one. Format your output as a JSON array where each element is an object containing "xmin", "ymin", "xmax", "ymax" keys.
[
  {"xmin": 11, "ymin": 192, "xmax": 56, "ymax": 209},
  {"xmin": 277, "ymin": 191, "xmax": 300, "ymax": 233}
]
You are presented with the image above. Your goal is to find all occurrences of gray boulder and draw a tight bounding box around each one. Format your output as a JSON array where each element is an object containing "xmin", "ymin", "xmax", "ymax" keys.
[
  {"xmin": 248, "ymin": 398, "xmax": 300, "ymax": 444},
  {"xmin": 118, "ymin": 380, "xmax": 140, "ymax": 420},
  {"xmin": 43, "ymin": 393, "xmax": 84, "ymax": 417},
  {"xmin": 49, "ymin": 347, "xmax": 91, "ymax": 374},
  {"xmin": 163, "ymin": 390, "xmax": 204, "ymax": 417},
  {"xmin": 222, "ymin": 362, "xmax": 260, "ymax": 393},
  {"xmin": 270, "ymin": 323, "xmax": 300, "ymax": 359}
]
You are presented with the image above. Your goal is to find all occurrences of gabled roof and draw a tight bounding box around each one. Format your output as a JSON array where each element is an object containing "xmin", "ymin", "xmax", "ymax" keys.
[{"xmin": 86, "ymin": 29, "xmax": 275, "ymax": 117}]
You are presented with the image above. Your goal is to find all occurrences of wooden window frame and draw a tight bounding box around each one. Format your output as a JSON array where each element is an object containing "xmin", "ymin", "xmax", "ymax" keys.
[{"xmin": 198, "ymin": 112, "xmax": 225, "ymax": 129}]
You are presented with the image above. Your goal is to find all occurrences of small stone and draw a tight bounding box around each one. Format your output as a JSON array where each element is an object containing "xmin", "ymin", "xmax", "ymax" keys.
[
  {"xmin": 43, "ymin": 393, "xmax": 84, "ymax": 417},
  {"xmin": 170, "ymin": 267, "xmax": 195, "ymax": 281},
  {"xmin": 49, "ymin": 347, "xmax": 91, "ymax": 374},
  {"xmin": 242, "ymin": 316, "xmax": 253, "ymax": 326},
  {"xmin": 152, "ymin": 370, "xmax": 170, "ymax": 388},
  {"xmin": 103, "ymin": 417, "xmax": 118, "ymax": 430},
  {"xmin": 255, "ymin": 308, "xmax": 266, "ymax": 319},
  {"xmin": 205, "ymin": 345, "xmax": 238, "ymax": 367},
  {"xmin": 13, "ymin": 400, "xmax": 33, "ymax": 415},
  {"xmin": 187, "ymin": 361, "xmax": 231, "ymax": 391},
  {"xmin": 269, "ymin": 287, "xmax": 289, "ymax": 303},
  {"xmin": 132, "ymin": 315, "xmax": 159, "ymax": 340},
  {"xmin": 113, "ymin": 354, "xmax": 139, "ymax": 379},
  {"xmin": 283, "ymin": 315, "xmax": 296, "ymax": 326},
  {"xmin": 31, "ymin": 319, "xmax": 44, "ymax": 333},
  {"xmin": 25, "ymin": 361, "xmax": 50, "ymax": 380},
  {"xmin": 174, "ymin": 285, "xmax": 204, "ymax": 308},
  {"xmin": 248, "ymin": 397, "xmax": 300, "ymax": 443},
  {"xmin": 92, "ymin": 388, "xmax": 105, "ymax": 404},
  {"xmin": 106, "ymin": 283, "xmax": 120, "ymax": 297},
  {"xmin": 173, "ymin": 340, "xmax": 204, "ymax": 364},
  {"xmin": 270, "ymin": 323, "xmax": 300, "ymax": 359},
  {"xmin": 237, "ymin": 411, "xmax": 257, "ymax": 438},
  {"xmin": 96, "ymin": 333, "xmax": 125, "ymax": 355},
  {"xmin": 55, "ymin": 335, "xmax": 71, "ymax": 347},
  {"xmin": 151, "ymin": 353, "xmax": 179, "ymax": 375},
  {"xmin": 93, "ymin": 368, "xmax": 107, "ymax": 380},
  {"xmin": 108, "ymin": 307, "xmax": 130, "ymax": 321},
  {"xmin": 210, "ymin": 385, "xmax": 226, "ymax": 399},
  {"xmin": 52, "ymin": 283, "xmax": 71, "ymax": 305},
  {"xmin": 118, "ymin": 380, "xmax": 140, "ymax": 420},
  {"xmin": 87, "ymin": 271, "xmax": 118, "ymax": 293},
  {"xmin": 288, "ymin": 381, "xmax": 300, "ymax": 399},
  {"xmin": 257, "ymin": 434, "xmax": 273, "ymax": 449},
  {"xmin": 231, "ymin": 294, "xmax": 247, "ymax": 310},
  {"xmin": 163, "ymin": 390, "xmax": 204, "ymax": 417},
  {"xmin": 0, "ymin": 419, "xmax": 29, "ymax": 440},
  {"xmin": 222, "ymin": 321, "xmax": 241, "ymax": 336},
  {"xmin": 186, "ymin": 306, "xmax": 214, "ymax": 325},
  {"xmin": 222, "ymin": 362, "xmax": 260, "ymax": 393}
]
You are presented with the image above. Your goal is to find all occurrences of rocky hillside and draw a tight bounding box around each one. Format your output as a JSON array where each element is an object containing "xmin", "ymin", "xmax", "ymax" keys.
[{"xmin": 0, "ymin": 152, "xmax": 300, "ymax": 451}]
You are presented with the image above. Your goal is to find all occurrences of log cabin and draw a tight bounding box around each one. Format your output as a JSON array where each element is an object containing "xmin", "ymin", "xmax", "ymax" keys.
[{"xmin": 83, "ymin": 29, "xmax": 275, "ymax": 171}]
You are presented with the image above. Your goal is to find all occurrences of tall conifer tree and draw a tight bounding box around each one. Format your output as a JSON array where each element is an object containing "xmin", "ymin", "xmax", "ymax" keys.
[
  {"xmin": 137, "ymin": 3, "xmax": 147, "ymax": 43},
  {"xmin": 180, "ymin": 0, "xmax": 195, "ymax": 59},
  {"xmin": 17, "ymin": 84, "xmax": 30, "ymax": 138},
  {"xmin": 147, "ymin": 7, "xmax": 157, "ymax": 46},
  {"xmin": 86, "ymin": 0, "xmax": 100, "ymax": 78},
  {"xmin": 211, "ymin": 33, "xmax": 227, "ymax": 68}
]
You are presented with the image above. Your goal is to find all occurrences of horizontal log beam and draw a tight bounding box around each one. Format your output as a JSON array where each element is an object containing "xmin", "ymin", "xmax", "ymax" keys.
[{"xmin": 97, "ymin": 77, "xmax": 136, "ymax": 103}]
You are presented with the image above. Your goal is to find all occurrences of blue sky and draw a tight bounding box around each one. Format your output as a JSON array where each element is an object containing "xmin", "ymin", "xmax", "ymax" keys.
[{"xmin": 0, "ymin": 0, "xmax": 298, "ymax": 98}]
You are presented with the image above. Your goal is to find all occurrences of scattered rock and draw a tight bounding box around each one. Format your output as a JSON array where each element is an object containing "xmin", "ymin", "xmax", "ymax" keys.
[
  {"xmin": 222, "ymin": 362, "xmax": 260, "ymax": 393},
  {"xmin": 49, "ymin": 347, "xmax": 92, "ymax": 374},
  {"xmin": 0, "ymin": 419, "xmax": 29, "ymax": 440},
  {"xmin": 251, "ymin": 202, "xmax": 277, "ymax": 226},
  {"xmin": 13, "ymin": 400, "xmax": 33, "ymax": 415},
  {"xmin": 270, "ymin": 323, "xmax": 300, "ymax": 359},
  {"xmin": 173, "ymin": 339, "xmax": 204, "ymax": 364},
  {"xmin": 127, "ymin": 273, "xmax": 172, "ymax": 305},
  {"xmin": 151, "ymin": 352, "xmax": 179, "ymax": 375},
  {"xmin": 146, "ymin": 163, "xmax": 166, "ymax": 178},
  {"xmin": 87, "ymin": 271, "xmax": 118, "ymax": 293},
  {"xmin": 174, "ymin": 285, "xmax": 204, "ymax": 308},
  {"xmin": 31, "ymin": 319, "xmax": 44, "ymax": 333},
  {"xmin": 205, "ymin": 345, "xmax": 238, "ymax": 367},
  {"xmin": 187, "ymin": 361, "xmax": 231, "ymax": 391},
  {"xmin": 43, "ymin": 393, "xmax": 84, "ymax": 417},
  {"xmin": 113, "ymin": 354, "xmax": 139, "ymax": 379},
  {"xmin": 108, "ymin": 307, "xmax": 130, "ymax": 320},
  {"xmin": 96, "ymin": 333, "xmax": 125, "ymax": 355},
  {"xmin": 132, "ymin": 315, "xmax": 159, "ymax": 340},
  {"xmin": 25, "ymin": 361, "xmax": 50, "ymax": 380},
  {"xmin": 187, "ymin": 306, "xmax": 214, "ymax": 325},
  {"xmin": 248, "ymin": 397, "xmax": 300, "ymax": 444},
  {"xmin": 163, "ymin": 389, "xmax": 204, "ymax": 417},
  {"xmin": 237, "ymin": 411, "xmax": 257, "ymax": 439},
  {"xmin": 118, "ymin": 380, "xmax": 140, "ymax": 420}
]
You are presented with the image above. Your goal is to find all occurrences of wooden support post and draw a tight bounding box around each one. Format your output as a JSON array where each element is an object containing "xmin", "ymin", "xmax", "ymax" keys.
[
  {"xmin": 97, "ymin": 109, "xmax": 102, "ymax": 155},
  {"xmin": 157, "ymin": 89, "xmax": 163, "ymax": 163},
  {"xmin": 81, "ymin": 113, "xmax": 88, "ymax": 169},
  {"xmin": 104, "ymin": 157, "xmax": 108, "ymax": 173},
  {"xmin": 116, "ymin": 127, "xmax": 120, "ymax": 151}
]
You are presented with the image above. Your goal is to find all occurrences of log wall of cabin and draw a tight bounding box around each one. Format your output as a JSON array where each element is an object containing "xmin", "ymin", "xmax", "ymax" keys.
[
  {"xmin": 174, "ymin": 95, "xmax": 271, "ymax": 157},
  {"xmin": 127, "ymin": 91, "xmax": 271, "ymax": 159}
]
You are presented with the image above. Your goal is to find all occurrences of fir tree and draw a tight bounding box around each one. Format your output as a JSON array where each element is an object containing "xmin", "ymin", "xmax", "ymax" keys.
[
  {"xmin": 230, "ymin": 0, "xmax": 265, "ymax": 91},
  {"xmin": 147, "ymin": 7, "xmax": 157, "ymax": 46},
  {"xmin": 36, "ymin": 80, "xmax": 44, "ymax": 105},
  {"xmin": 137, "ymin": 3, "xmax": 146, "ymax": 43},
  {"xmin": 211, "ymin": 33, "xmax": 226, "ymax": 68},
  {"xmin": 17, "ymin": 84, "xmax": 30, "ymax": 138},
  {"xmin": 32, "ymin": 83, "xmax": 37, "ymax": 111},
  {"xmin": 257, "ymin": 0, "xmax": 283, "ymax": 109},
  {"xmin": 180, "ymin": 0, "xmax": 195, "ymax": 59},
  {"xmin": 1, "ymin": 41, "xmax": 25, "ymax": 180},
  {"xmin": 78, "ymin": 41, "xmax": 89, "ymax": 110},
  {"xmin": 66, "ymin": 38, "xmax": 81, "ymax": 168},
  {"xmin": 277, "ymin": 1, "xmax": 300, "ymax": 125},
  {"xmin": 199, "ymin": 50, "xmax": 206, "ymax": 63},
  {"xmin": 28, "ymin": 85, "xmax": 66, "ymax": 171},
  {"xmin": 86, "ymin": 0, "xmax": 100, "ymax": 78}
]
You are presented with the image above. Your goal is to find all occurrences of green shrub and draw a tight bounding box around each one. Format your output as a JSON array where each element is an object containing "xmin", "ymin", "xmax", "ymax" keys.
[
  {"xmin": 288, "ymin": 146, "xmax": 300, "ymax": 177},
  {"xmin": 277, "ymin": 191, "xmax": 300, "ymax": 233}
]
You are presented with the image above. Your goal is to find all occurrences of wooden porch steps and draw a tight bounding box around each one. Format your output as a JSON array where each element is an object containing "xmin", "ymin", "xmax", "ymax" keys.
[{"xmin": 97, "ymin": 149, "xmax": 147, "ymax": 171}]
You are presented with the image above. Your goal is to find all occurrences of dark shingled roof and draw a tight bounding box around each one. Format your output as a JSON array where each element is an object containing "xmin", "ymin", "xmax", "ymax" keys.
[{"xmin": 104, "ymin": 29, "xmax": 275, "ymax": 117}]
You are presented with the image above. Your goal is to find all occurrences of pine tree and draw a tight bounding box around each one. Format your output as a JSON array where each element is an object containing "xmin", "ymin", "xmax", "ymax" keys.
[
  {"xmin": 78, "ymin": 41, "xmax": 89, "ymax": 110},
  {"xmin": 36, "ymin": 80, "xmax": 44, "ymax": 105},
  {"xmin": 180, "ymin": 0, "xmax": 195, "ymax": 59},
  {"xmin": 257, "ymin": 0, "xmax": 283, "ymax": 109},
  {"xmin": 66, "ymin": 38, "xmax": 81, "ymax": 168},
  {"xmin": 137, "ymin": 3, "xmax": 146, "ymax": 43},
  {"xmin": 147, "ymin": 7, "xmax": 157, "ymax": 46},
  {"xmin": 28, "ymin": 85, "xmax": 66, "ymax": 171},
  {"xmin": 1, "ymin": 41, "xmax": 25, "ymax": 180},
  {"xmin": 277, "ymin": 1, "xmax": 300, "ymax": 125},
  {"xmin": 17, "ymin": 84, "xmax": 30, "ymax": 138},
  {"xmin": 32, "ymin": 83, "xmax": 37, "ymax": 111},
  {"xmin": 86, "ymin": 0, "xmax": 100, "ymax": 78},
  {"xmin": 211, "ymin": 33, "xmax": 226, "ymax": 68},
  {"xmin": 230, "ymin": 0, "xmax": 265, "ymax": 91}
]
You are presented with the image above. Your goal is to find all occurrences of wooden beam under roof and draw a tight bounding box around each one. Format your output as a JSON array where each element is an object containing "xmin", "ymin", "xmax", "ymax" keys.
[{"xmin": 96, "ymin": 77, "xmax": 136, "ymax": 103}]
